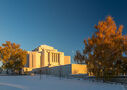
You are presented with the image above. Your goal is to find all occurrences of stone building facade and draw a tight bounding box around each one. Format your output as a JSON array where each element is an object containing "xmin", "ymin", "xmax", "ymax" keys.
[{"xmin": 24, "ymin": 45, "xmax": 71, "ymax": 71}]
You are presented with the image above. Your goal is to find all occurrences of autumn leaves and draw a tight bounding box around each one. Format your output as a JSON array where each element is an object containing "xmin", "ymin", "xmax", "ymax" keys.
[
  {"xmin": 74, "ymin": 16, "xmax": 127, "ymax": 79},
  {"xmin": 0, "ymin": 41, "xmax": 27, "ymax": 74}
]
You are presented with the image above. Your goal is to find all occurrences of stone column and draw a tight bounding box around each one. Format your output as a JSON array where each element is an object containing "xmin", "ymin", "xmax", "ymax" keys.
[
  {"xmin": 54, "ymin": 53, "xmax": 55, "ymax": 62},
  {"xmin": 29, "ymin": 52, "xmax": 32, "ymax": 68},
  {"xmin": 55, "ymin": 53, "xmax": 57, "ymax": 63},
  {"xmin": 56, "ymin": 54, "xmax": 58, "ymax": 63},
  {"xmin": 54, "ymin": 53, "xmax": 56, "ymax": 62},
  {"xmin": 52, "ymin": 53, "xmax": 53, "ymax": 62},
  {"xmin": 58, "ymin": 53, "xmax": 60, "ymax": 65},
  {"xmin": 33, "ymin": 53, "xmax": 36, "ymax": 68},
  {"xmin": 49, "ymin": 52, "xmax": 52, "ymax": 66},
  {"xmin": 40, "ymin": 51, "xmax": 44, "ymax": 67},
  {"xmin": 48, "ymin": 52, "xmax": 50, "ymax": 66}
]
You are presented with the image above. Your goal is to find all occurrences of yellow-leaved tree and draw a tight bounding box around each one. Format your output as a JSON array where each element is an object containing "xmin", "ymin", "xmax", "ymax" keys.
[
  {"xmin": 74, "ymin": 16, "xmax": 127, "ymax": 79},
  {"xmin": 0, "ymin": 41, "xmax": 27, "ymax": 74}
]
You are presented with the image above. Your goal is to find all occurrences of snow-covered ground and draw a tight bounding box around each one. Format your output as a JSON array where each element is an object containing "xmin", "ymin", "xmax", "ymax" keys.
[{"xmin": 0, "ymin": 75, "xmax": 125, "ymax": 90}]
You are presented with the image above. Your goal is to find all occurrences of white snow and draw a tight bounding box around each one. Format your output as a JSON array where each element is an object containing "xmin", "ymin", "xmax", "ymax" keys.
[{"xmin": 0, "ymin": 75, "xmax": 125, "ymax": 90}]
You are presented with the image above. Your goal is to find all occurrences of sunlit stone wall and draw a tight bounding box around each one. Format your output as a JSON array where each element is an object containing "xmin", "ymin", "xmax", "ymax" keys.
[{"xmin": 25, "ymin": 45, "xmax": 71, "ymax": 71}]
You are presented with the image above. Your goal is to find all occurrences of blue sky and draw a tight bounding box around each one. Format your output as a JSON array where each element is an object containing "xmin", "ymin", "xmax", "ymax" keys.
[{"xmin": 0, "ymin": 0, "xmax": 127, "ymax": 63}]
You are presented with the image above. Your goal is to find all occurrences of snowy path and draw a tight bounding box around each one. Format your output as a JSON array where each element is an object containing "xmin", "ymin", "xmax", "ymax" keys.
[{"xmin": 0, "ymin": 75, "xmax": 125, "ymax": 90}]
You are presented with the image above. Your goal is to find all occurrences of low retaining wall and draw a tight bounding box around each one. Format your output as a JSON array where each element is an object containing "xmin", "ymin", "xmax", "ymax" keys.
[{"xmin": 32, "ymin": 64, "xmax": 87, "ymax": 77}]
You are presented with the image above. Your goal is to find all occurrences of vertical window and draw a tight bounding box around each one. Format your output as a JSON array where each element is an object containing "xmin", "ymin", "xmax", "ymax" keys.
[
  {"xmin": 48, "ymin": 52, "xmax": 50, "ymax": 65},
  {"xmin": 52, "ymin": 53, "xmax": 53, "ymax": 62}
]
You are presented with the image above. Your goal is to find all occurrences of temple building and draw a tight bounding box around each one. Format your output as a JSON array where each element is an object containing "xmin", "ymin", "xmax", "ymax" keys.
[{"xmin": 24, "ymin": 45, "xmax": 71, "ymax": 71}]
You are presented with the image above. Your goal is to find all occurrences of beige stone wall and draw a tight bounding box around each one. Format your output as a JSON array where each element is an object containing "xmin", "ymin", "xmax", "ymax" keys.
[
  {"xmin": 32, "ymin": 64, "xmax": 88, "ymax": 76},
  {"xmin": 43, "ymin": 50, "xmax": 48, "ymax": 67},
  {"xmin": 71, "ymin": 64, "xmax": 87, "ymax": 74},
  {"xmin": 59, "ymin": 52, "xmax": 64, "ymax": 65},
  {"xmin": 64, "ymin": 56, "xmax": 71, "ymax": 65},
  {"xmin": 41, "ymin": 51, "xmax": 44, "ymax": 67},
  {"xmin": 32, "ymin": 52, "xmax": 36, "ymax": 68},
  {"xmin": 35, "ymin": 53, "xmax": 41, "ymax": 68},
  {"xmin": 25, "ymin": 45, "xmax": 71, "ymax": 71},
  {"xmin": 29, "ymin": 52, "xmax": 32, "ymax": 68},
  {"xmin": 49, "ymin": 52, "xmax": 64, "ymax": 67}
]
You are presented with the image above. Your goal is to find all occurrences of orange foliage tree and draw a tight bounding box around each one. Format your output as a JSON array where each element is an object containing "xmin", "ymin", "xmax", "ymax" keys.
[
  {"xmin": 0, "ymin": 41, "xmax": 27, "ymax": 74},
  {"xmin": 74, "ymin": 16, "xmax": 127, "ymax": 79}
]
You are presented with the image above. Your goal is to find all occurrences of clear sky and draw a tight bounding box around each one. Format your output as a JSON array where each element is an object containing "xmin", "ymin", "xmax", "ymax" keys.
[{"xmin": 0, "ymin": 0, "xmax": 127, "ymax": 63}]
